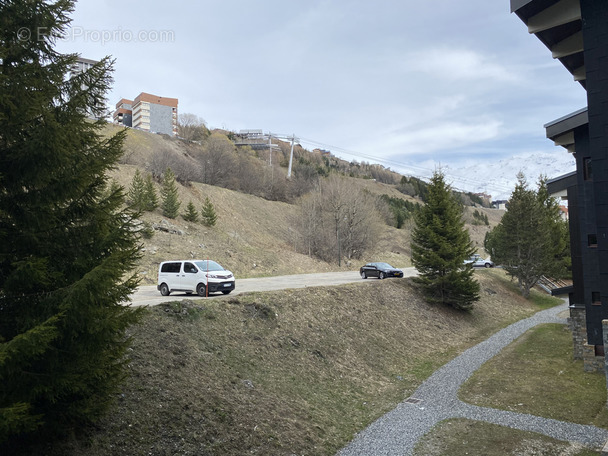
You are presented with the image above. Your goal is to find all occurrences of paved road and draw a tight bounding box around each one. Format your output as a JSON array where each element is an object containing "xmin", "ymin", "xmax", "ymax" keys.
[
  {"xmin": 338, "ymin": 300, "xmax": 608, "ymax": 455},
  {"xmin": 129, "ymin": 267, "xmax": 418, "ymax": 307}
]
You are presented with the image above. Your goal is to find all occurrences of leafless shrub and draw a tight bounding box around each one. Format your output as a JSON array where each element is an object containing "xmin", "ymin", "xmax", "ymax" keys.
[
  {"xmin": 234, "ymin": 153, "xmax": 265, "ymax": 196},
  {"xmin": 147, "ymin": 149, "xmax": 202, "ymax": 185},
  {"xmin": 289, "ymin": 161, "xmax": 319, "ymax": 199},
  {"xmin": 199, "ymin": 133, "xmax": 236, "ymax": 186}
]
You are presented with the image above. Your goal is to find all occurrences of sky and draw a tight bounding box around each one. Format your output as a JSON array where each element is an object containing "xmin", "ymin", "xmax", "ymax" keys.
[{"xmin": 55, "ymin": 0, "xmax": 587, "ymax": 194}]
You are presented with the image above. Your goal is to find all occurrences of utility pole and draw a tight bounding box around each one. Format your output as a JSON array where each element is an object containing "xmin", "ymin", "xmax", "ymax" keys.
[
  {"xmin": 268, "ymin": 132, "xmax": 272, "ymax": 166},
  {"xmin": 287, "ymin": 134, "xmax": 295, "ymax": 178}
]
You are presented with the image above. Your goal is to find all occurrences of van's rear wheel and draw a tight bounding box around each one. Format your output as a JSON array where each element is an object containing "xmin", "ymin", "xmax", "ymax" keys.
[
  {"xmin": 196, "ymin": 283, "xmax": 207, "ymax": 297},
  {"xmin": 159, "ymin": 283, "xmax": 170, "ymax": 296}
]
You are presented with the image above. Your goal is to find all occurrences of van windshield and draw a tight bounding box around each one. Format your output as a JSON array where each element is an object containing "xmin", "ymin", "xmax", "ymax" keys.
[{"xmin": 194, "ymin": 260, "xmax": 224, "ymax": 272}]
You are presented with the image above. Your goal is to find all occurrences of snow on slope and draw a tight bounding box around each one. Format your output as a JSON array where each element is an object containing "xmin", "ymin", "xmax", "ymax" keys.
[{"xmin": 443, "ymin": 152, "xmax": 576, "ymax": 201}]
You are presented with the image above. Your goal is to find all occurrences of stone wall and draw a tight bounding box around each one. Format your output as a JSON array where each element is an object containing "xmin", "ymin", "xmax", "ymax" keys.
[
  {"xmin": 582, "ymin": 343, "xmax": 604, "ymax": 372},
  {"xmin": 568, "ymin": 305, "xmax": 586, "ymax": 360},
  {"xmin": 569, "ymin": 306, "xmax": 605, "ymax": 372}
]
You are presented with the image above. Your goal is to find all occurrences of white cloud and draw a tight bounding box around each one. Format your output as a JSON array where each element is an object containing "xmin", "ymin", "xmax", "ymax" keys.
[
  {"xmin": 402, "ymin": 47, "xmax": 520, "ymax": 83},
  {"xmin": 385, "ymin": 118, "xmax": 502, "ymax": 156}
]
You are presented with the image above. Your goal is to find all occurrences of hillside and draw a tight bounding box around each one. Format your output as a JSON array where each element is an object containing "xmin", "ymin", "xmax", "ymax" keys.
[
  {"xmin": 105, "ymin": 125, "xmax": 502, "ymax": 284},
  {"xmin": 13, "ymin": 270, "xmax": 561, "ymax": 456}
]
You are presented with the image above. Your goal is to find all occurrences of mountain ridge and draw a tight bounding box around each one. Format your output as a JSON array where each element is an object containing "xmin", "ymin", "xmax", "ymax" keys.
[{"xmin": 445, "ymin": 151, "xmax": 576, "ymax": 200}]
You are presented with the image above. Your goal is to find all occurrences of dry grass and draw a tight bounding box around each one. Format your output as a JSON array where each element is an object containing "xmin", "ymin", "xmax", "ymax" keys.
[
  {"xmin": 108, "ymin": 164, "xmax": 416, "ymax": 284},
  {"xmin": 17, "ymin": 269, "xmax": 561, "ymax": 456}
]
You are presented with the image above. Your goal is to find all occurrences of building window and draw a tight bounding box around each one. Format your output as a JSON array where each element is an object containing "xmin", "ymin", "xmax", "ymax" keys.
[
  {"xmin": 583, "ymin": 157, "xmax": 592, "ymax": 181},
  {"xmin": 592, "ymin": 292, "xmax": 601, "ymax": 305},
  {"xmin": 588, "ymin": 234, "xmax": 598, "ymax": 247}
]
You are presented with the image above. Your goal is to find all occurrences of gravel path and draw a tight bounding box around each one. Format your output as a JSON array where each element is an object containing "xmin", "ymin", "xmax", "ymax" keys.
[{"xmin": 338, "ymin": 301, "xmax": 608, "ymax": 455}]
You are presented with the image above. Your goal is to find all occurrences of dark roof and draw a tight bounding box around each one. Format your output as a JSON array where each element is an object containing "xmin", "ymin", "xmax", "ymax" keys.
[
  {"xmin": 551, "ymin": 285, "xmax": 574, "ymax": 296},
  {"xmin": 543, "ymin": 107, "xmax": 588, "ymax": 152},
  {"xmin": 546, "ymin": 170, "xmax": 577, "ymax": 194},
  {"xmin": 510, "ymin": 0, "xmax": 585, "ymax": 88}
]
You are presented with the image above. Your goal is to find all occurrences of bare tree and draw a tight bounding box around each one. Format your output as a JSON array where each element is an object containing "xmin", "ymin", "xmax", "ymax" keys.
[
  {"xmin": 298, "ymin": 190, "xmax": 324, "ymax": 258},
  {"xmin": 234, "ymin": 152, "xmax": 265, "ymax": 196},
  {"xmin": 177, "ymin": 113, "xmax": 209, "ymax": 142},
  {"xmin": 200, "ymin": 133, "xmax": 235, "ymax": 186},
  {"xmin": 297, "ymin": 175, "xmax": 380, "ymax": 264}
]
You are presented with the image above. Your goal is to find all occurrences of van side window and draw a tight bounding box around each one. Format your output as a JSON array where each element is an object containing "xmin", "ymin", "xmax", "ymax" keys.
[
  {"xmin": 184, "ymin": 262, "xmax": 198, "ymax": 273},
  {"xmin": 161, "ymin": 262, "xmax": 181, "ymax": 273}
]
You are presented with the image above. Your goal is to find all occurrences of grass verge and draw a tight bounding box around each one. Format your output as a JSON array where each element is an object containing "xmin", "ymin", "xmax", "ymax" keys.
[
  {"xmin": 459, "ymin": 323, "xmax": 608, "ymax": 428},
  {"xmin": 414, "ymin": 318, "xmax": 608, "ymax": 455},
  {"xmin": 414, "ymin": 419, "xmax": 601, "ymax": 456}
]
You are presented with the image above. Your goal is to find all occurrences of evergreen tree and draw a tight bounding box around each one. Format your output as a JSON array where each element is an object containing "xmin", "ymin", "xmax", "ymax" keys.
[
  {"xmin": 160, "ymin": 167, "xmax": 180, "ymax": 219},
  {"xmin": 0, "ymin": 0, "xmax": 142, "ymax": 445},
  {"xmin": 201, "ymin": 197, "xmax": 218, "ymax": 226},
  {"xmin": 143, "ymin": 173, "xmax": 159, "ymax": 211},
  {"xmin": 485, "ymin": 173, "xmax": 569, "ymax": 298},
  {"xmin": 127, "ymin": 169, "xmax": 146, "ymax": 211},
  {"xmin": 183, "ymin": 201, "xmax": 199, "ymax": 222},
  {"xmin": 411, "ymin": 171, "xmax": 479, "ymax": 310}
]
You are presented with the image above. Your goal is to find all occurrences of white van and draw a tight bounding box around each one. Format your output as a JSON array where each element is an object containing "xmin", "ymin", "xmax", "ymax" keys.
[{"xmin": 157, "ymin": 260, "xmax": 235, "ymax": 296}]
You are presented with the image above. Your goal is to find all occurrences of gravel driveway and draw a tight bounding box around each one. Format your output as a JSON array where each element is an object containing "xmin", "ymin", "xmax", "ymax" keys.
[{"xmin": 338, "ymin": 300, "xmax": 608, "ymax": 455}]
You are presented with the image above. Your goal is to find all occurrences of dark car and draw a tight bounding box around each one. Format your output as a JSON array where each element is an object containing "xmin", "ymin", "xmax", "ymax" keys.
[{"xmin": 360, "ymin": 262, "xmax": 404, "ymax": 279}]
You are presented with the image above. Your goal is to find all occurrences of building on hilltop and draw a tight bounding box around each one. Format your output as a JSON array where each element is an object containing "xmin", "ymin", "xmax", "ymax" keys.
[
  {"xmin": 113, "ymin": 98, "xmax": 133, "ymax": 127},
  {"xmin": 69, "ymin": 57, "xmax": 98, "ymax": 77},
  {"xmin": 234, "ymin": 129, "xmax": 270, "ymax": 150},
  {"xmin": 511, "ymin": 0, "xmax": 608, "ymax": 373},
  {"xmin": 69, "ymin": 57, "xmax": 106, "ymax": 119},
  {"xmin": 113, "ymin": 92, "xmax": 178, "ymax": 136}
]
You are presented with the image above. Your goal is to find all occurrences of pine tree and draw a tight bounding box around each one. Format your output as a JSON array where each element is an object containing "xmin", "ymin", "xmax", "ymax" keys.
[
  {"xmin": 485, "ymin": 174, "xmax": 569, "ymax": 298},
  {"xmin": 201, "ymin": 197, "xmax": 218, "ymax": 226},
  {"xmin": 143, "ymin": 173, "xmax": 159, "ymax": 211},
  {"xmin": 127, "ymin": 169, "xmax": 146, "ymax": 211},
  {"xmin": 411, "ymin": 171, "xmax": 480, "ymax": 310},
  {"xmin": 183, "ymin": 201, "xmax": 199, "ymax": 222},
  {"xmin": 160, "ymin": 168, "xmax": 180, "ymax": 219},
  {"xmin": 0, "ymin": 0, "xmax": 142, "ymax": 445}
]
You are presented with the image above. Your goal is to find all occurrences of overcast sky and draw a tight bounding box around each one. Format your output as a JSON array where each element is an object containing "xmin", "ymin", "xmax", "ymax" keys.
[{"xmin": 56, "ymin": 0, "xmax": 586, "ymax": 183}]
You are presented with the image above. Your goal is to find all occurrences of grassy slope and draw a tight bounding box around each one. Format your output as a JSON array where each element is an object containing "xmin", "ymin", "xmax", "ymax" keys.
[
  {"xmin": 106, "ymin": 122, "xmax": 500, "ymax": 283},
  {"xmin": 21, "ymin": 269, "xmax": 561, "ymax": 456}
]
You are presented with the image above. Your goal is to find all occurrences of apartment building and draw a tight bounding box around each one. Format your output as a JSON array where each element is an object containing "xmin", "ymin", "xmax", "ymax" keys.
[
  {"xmin": 69, "ymin": 57, "xmax": 105, "ymax": 119},
  {"xmin": 69, "ymin": 57, "xmax": 98, "ymax": 77},
  {"xmin": 113, "ymin": 92, "xmax": 178, "ymax": 136},
  {"xmin": 113, "ymin": 98, "xmax": 133, "ymax": 127}
]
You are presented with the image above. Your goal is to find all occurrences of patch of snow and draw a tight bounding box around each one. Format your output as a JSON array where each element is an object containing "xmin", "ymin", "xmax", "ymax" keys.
[{"xmin": 443, "ymin": 152, "xmax": 576, "ymax": 201}]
